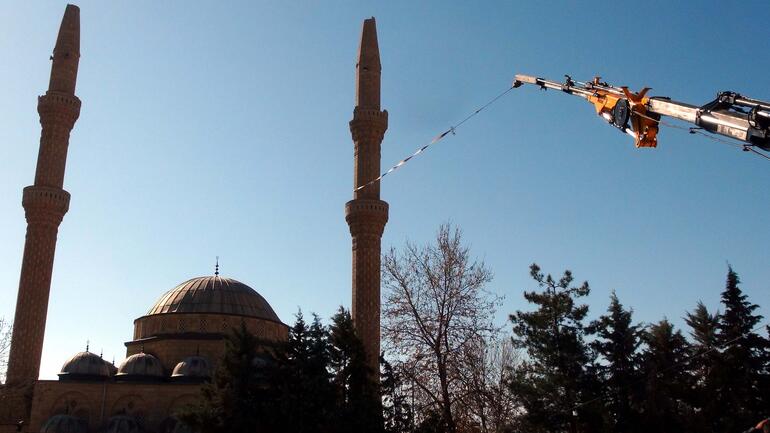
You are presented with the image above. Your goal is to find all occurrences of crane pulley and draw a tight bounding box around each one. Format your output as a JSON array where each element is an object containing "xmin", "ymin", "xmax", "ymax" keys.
[{"xmin": 513, "ymin": 74, "xmax": 770, "ymax": 152}]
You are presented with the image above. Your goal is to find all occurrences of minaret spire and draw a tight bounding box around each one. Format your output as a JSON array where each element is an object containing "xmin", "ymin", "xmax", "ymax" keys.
[
  {"xmin": 355, "ymin": 17, "xmax": 381, "ymax": 110},
  {"xmin": 345, "ymin": 17, "xmax": 389, "ymax": 378},
  {"xmin": 6, "ymin": 4, "xmax": 81, "ymax": 388},
  {"xmin": 48, "ymin": 4, "xmax": 80, "ymax": 95}
]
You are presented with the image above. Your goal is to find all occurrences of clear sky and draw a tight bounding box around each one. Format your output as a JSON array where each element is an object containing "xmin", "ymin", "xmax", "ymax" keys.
[{"xmin": 1, "ymin": 1, "xmax": 768, "ymax": 380}]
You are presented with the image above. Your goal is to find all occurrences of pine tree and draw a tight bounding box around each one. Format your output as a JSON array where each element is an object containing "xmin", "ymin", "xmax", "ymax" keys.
[
  {"xmin": 275, "ymin": 311, "xmax": 336, "ymax": 433},
  {"xmin": 509, "ymin": 264, "xmax": 599, "ymax": 433},
  {"xmin": 381, "ymin": 357, "xmax": 414, "ymax": 433},
  {"xmin": 179, "ymin": 322, "xmax": 262, "ymax": 433},
  {"xmin": 181, "ymin": 309, "xmax": 389, "ymax": 433},
  {"xmin": 328, "ymin": 307, "xmax": 383, "ymax": 433},
  {"xmin": 638, "ymin": 319, "xmax": 694, "ymax": 433},
  {"xmin": 712, "ymin": 267, "xmax": 767, "ymax": 432},
  {"xmin": 587, "ymin": 292, "xmax": 643, "ymax": 433},
  {"xmin": 684, "ymin": 301, "xmax": 720, "ymax": 433}
]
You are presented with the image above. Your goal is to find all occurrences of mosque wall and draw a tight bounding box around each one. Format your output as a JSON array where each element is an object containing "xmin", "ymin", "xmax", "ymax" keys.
[
  {"xmin": 132, "ymin": 312, "xmax": 288, "ymax": 342},
  {"xmin": 127, "ymin": 314, "xmax": 288, "ymax": 372},
  {"xmin": 28, "ymin": 381, "xmax": 201, "ymax": 432}
]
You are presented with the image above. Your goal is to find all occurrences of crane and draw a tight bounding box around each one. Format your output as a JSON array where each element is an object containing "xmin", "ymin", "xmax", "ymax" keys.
[{"xmin": 512, "ymin": 74, "xmax": 770, "ymax": 152}]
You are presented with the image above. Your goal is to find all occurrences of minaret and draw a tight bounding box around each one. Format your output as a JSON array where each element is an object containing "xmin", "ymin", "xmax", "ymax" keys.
[
  {"xmin": 6, "ymin": 4, "xmax": 81, "ymax": 387},
  {"xmin": 345, "ymin": 17, "xmax": 388, "ymax": 376}
]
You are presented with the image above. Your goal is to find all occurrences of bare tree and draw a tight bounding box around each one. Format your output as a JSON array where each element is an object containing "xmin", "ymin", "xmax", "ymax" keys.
[
  {"xmin": 456, "ymin": 336, "xmax": 520, "ymax": 433},
  {"xmin": 382, "ymin": 224, "xmax": 501, "ymax": 433},
  {"xmin": 0, "ymin": 318, "xmax": 12, "ymax": 385}
]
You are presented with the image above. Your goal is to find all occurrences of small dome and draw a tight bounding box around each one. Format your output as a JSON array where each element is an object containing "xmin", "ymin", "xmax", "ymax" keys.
[
  {"xmin": 40, "ymin": 414, "xmax": 88, "ymax": 433},
  {"xmin": 146, "ymin": 276, "xmax": 280, "ymax": 322},
  {"xmin": 103, "ymin": 415, "xmax": 143, "ymax": 433},
  {"xmin": 116, "ymin": 353, "xmax": 164, "ymax": 381},
  {"xmin": 171, "ymin": 356, "xmax": 211, "ymax": 381},
  {"xmin": 58, "ymin": 351, "xmax": 112, "ymax": 381}
]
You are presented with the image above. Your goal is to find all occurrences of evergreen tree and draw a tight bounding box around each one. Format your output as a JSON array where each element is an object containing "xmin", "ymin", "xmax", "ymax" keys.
[
  {"xmin": 328, "ymin": 307, "xmax": 383, "ymax": 433},
  {"xmin": 684, "ymin": 301, "xmax": 720, "ymax": 433},
  {"xmin": 686, "ymin": 302, "xmax": 720, "ymax": 351},
  {"xmin": 712, "ymin": 267, "xmax": 767, "ymax": 432},
  {"xmin": 638, "ymin": 320, "xmax": 694, "ymax": 433},
  {"xmin": 587, "ymin": 292, "xmax": 643, "ymax": 433},
  {"xmin": 509, "ymin": 264, "xmax": 599, "ymax": 433},
  {"xmin": 182, "ymin": 309, "xmax": 388, "ymax": 433},
  {"xmin": 275, "ymin": 311, "xmax": 336, "ymax": 433},
  {"xmin": 381, "ymin": 357, "xmax": 414, "ymax": 433},
  {"xmin": 179, "ymin": 322, "xmax": 262, "ymax": 433}
]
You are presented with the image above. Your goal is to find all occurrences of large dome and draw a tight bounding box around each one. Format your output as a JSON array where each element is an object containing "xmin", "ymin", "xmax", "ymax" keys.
[{"xmin": 147, "ymin": 276, "xmax": 280, "ymax": 322}]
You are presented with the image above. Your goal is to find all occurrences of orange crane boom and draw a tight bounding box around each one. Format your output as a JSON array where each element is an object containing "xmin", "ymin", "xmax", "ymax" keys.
[{"xmin": 513, "ymin": 74, "xmax": 770, "ymax": 152}]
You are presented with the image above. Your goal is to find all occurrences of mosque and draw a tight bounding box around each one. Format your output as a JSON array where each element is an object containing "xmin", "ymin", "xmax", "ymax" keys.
[{"xmin": 0, "ymin": 4, "xmax": 389, "ymax": 433}]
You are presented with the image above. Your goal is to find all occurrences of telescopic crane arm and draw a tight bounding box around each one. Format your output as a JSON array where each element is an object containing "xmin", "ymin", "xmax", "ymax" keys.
[{"xmin": 513, "ymin": 74, "xmax": 770, "ymax": 152}]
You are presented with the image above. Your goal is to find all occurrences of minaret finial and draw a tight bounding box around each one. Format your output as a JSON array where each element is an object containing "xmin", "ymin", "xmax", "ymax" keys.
[
  {"xmin": 355, "ymin": 17, "xmax": 382, "ymax": 110},
  {"xmin": 49, "ymin": 4, "xmax": 80, "ymax": 94},
  {"xmin": 215, "ymin": 256, "xmax": 220, "ymax": 276}
]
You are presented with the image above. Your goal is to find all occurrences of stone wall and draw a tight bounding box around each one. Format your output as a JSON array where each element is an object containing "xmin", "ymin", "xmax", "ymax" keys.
[
  {"xmin": 127, "ymin": 313, "xmax": 288, "ymax": 372},
  {"xmin": 28, "ymin": 380, "xmax": 201, "ymax": 433}
]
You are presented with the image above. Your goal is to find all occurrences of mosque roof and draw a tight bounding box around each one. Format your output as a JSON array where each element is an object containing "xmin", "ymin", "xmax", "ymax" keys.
[
  {"xmin": 146, "ymin": 275, "xmax": 280, "ymax": 322},
  {"xmin": 116, "ymin": 352, "xmax": 164, "ymax": 379},
  {"xmin": 171, "ymin": 355, "xmax": 211, "ymax": 380},
  {"xmin": 58, "ymin": 350, "xmax": 112, "ymax": 380}
]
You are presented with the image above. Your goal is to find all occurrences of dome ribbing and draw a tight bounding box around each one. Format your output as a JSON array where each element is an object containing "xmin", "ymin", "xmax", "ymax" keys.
[{"xmin": 147, "ymin": 276, "xmax": 279, "ymax": 322}]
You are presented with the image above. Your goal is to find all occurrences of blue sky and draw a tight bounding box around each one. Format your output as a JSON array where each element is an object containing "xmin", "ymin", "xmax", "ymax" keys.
[{"xmin": 1, "ymin": 1, "xmax": 768, "ymax": 379}]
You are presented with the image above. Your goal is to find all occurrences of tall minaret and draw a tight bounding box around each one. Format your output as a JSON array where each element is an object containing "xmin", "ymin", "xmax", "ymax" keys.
[
  {"xmin": 345, "ymin": 17, "xmax": 388, "ymax": 376},
  {"xmin": 6, "ymin": 4, "xmax": 81, "ymax": 387}
]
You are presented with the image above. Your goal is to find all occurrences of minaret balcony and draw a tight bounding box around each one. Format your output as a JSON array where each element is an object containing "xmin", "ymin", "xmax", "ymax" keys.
[
  {"xmin": 22, "ymin": 186, "xmax": 70, "ymax": 223},
  {"xmin": 345, "ymin": 199, "xmax": 388, "ymax": 236},
  {"xmin": 38, "ymin": 92, "xmax": 81, "ymax": 127}
]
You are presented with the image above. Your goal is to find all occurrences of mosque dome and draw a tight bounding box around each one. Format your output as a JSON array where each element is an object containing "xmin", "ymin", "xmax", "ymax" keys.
[
  {"xmin": 116, "ymin": 352, "xmax": 164, "ymax": 381},
  {"xmin": 103, "ymin": 416, "xmax": 143, "ymax": 433},
  {"xmin": 146, "ymin": 276, "xmax": 280, "ymax": 322},
  {"xmin": 58, "ymin": 351, "xmax": 112, "ymax": 381},
  {"xmin": 171, "ymin": 356, "xmax": 211, "ymax": 381},
  {"xmin": 40, "ymin": 414, "xmax": 89, "ymax": 433}
]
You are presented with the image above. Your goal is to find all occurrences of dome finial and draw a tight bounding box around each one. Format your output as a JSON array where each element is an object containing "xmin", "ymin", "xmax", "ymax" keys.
[
  {"xmin": 86, "ymin": 339, "xmax": 89, "ymax": 353},
  {"xmin": 215, "ymin": 256, "xmax": 220, "ymax": 277}
]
